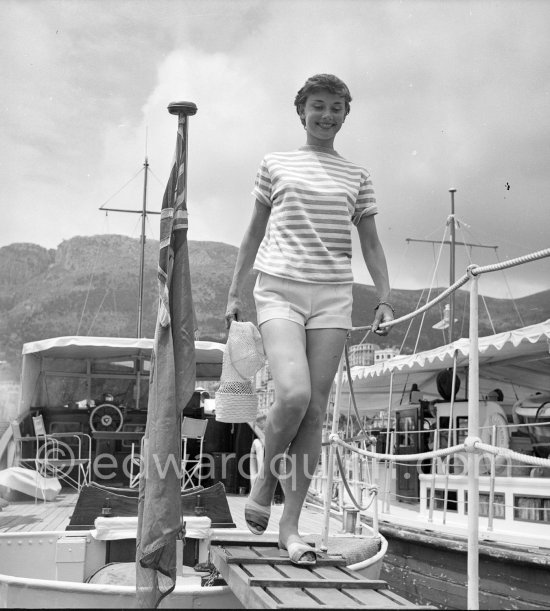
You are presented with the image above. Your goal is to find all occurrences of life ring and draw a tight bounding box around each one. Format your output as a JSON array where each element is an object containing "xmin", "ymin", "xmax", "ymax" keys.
[{"xmin": 249, "ymin": 438, "xmax": 264, "ymax": 483}]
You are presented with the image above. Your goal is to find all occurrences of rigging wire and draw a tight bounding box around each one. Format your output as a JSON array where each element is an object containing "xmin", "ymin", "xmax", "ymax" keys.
[
  {"xmin": 431, "ymin": 241, "xmax": 448, "ymax": 345},
  {"xmin": 412, "ymin": 225, "xmax": 449, "ymax": 354},
  {"xmin": 98, "ymin": 168, "xmax": 144, "ymax": 210},
  {"xmin": 148, "ymin": 167, "xmax": 167, "ymax": 188},
  {"xmin": 457, "ymin": 220, "xmax": 496, "ymax": 334},
  {"xmin": 111, "ymin": 284, "xmax": 121, "ymax": 338},
  {"xmin": 75, "ymin": 213, "xmax": 111, "ymax": 335},
  {"xmin": 85, "ymin": 286, "xmax": 112, "ymax": 336},
  {"xmin": 460, "ymin": 223, "xmax": 525, "ymax": 327},
  {"xmin": 494, "ymin": 249, "xmax": 525, "ymax": 327},
  {"xmin": 398, "ymin": 287, "xmax": 427, "ymax": 353}
]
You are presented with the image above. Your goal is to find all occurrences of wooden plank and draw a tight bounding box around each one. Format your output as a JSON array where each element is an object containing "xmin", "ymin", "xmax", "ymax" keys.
[
  {"xmin": 247, "ymin": 562, "xmax": 284, "ymax": 581},
  {"xmin": 40, "ymin": 504, "xmax": 70, "ymax": 531},
  {"xmin": 251, "ymin": 544, "xmax": 280, "ymax": 557},
  {"xmin": 264, "ymin": 586, "xmax": 318, "ymax": 608},
  {"xmin": 210, "ymin": 546, "xmax": 280, "ymax": 609},
  {"xmin": 224, "ymin": 545, "xmax": 264, "ymax": 559},
  {"xmin": 275, "ymin": 563, "xmax": 319, "ymax": 580},
  {"xmin": 347, "ymin": 587, "xmax": 416, "ymax": 608},
  {"xmin": 224, "ymin": 563, "xmax": 281, "ymax": 609},
  {"xmin": 306, "ymin": 587, "xmax": 364, "ymax": 606},
  {"xmin": 249, "ymin": 577, "xmax": 387, "ymax": 589},
  {"xmin": 226, "ymin": 555, "xmax": 346, "ymax": 566}
]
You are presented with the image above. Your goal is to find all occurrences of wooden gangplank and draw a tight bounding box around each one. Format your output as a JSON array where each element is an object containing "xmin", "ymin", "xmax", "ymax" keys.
[{"xmin": 210, "ymin": 539, "xmax": 432, "ymax": 609}]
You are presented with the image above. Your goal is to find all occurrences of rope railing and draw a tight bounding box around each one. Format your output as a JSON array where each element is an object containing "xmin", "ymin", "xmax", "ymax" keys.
[
  {"xmin": 351, "ymin": 247, "xmax": 550, "ymax": 333},
  {"xmin": 320, "ymin": 247, "xmax": 550, "ymax": 609},
  {"xmin": 469, "ymin": 247, "xmax": 550, "ymax": 276}
]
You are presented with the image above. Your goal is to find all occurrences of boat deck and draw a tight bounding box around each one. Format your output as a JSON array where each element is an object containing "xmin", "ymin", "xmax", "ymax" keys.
[
  {"xmin": 0, "ymin": 490, "xmax": 76, "ymax": 532},
  {"xmin": 0, "ymin": 489, "xmax": 343, "ymax": 535}
]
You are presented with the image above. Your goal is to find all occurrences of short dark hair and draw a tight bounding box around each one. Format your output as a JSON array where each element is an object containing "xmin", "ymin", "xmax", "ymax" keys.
[{"xmin": 294, "ymin": 74, "xmax": 352, "ymax": 125}]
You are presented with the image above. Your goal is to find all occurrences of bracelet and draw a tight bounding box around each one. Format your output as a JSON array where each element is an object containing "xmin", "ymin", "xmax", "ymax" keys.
[{"xmin": 374, "ymin": 301, "xmax": 395, "ymax": 314}]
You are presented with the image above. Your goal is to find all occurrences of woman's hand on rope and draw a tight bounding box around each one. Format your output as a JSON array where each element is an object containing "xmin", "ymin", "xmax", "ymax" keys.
[{"xmin": 371, "ymin": 302, "xmax": 394, "ymax": 336}]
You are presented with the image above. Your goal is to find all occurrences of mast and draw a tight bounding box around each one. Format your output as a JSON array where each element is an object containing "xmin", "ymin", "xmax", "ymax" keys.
[
  {"xmin": 449, "ymin": 188, "xmax": 456, "ymax": 343},
  {"xmin": 137, "ymin": 157, "xmax": 149, "ymax": 338},
  {"xmin": 406, "ymin": 189, "xmax": 497, "ymax": 344},
  {"xmin": 99, "ymin": 156, "xmax": 160, "ymax": 338}
]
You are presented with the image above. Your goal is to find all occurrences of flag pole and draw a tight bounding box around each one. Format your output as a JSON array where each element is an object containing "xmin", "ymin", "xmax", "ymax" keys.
[{"xmin": 136, "ymin": 100, "xmax": 198, "ymax": 609}]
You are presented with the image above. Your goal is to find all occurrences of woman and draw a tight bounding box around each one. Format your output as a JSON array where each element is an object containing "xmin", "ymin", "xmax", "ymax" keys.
[{"xmin": 224, "ymin": 74, "xmax": 393, "ymax": 565}]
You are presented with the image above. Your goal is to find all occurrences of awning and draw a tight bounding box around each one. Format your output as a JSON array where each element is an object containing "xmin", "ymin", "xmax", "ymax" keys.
[{"xmin": 347, "ymin": 319, "xmax": 550, "ymax": 392}]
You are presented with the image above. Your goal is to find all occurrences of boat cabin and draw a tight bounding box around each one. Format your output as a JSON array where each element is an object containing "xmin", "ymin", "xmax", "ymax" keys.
[{"xmin": 4, "ymin": 336, "xmax": 255, "ymax": 493}]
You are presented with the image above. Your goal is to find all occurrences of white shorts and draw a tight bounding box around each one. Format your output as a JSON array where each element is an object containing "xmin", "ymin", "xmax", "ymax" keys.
[{"xmin": 253, "ymin": 272, "xmax": 353, "ymax": 330}]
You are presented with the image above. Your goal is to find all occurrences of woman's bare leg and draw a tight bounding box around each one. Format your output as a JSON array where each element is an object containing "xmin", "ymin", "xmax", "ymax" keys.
[
  {"xmin": 249, "ymin": 318, "xmax": 311, "ymax": 507},
  {"xmin": 278, "ymin": 328, "xmax": 347, "ymax": 548}
]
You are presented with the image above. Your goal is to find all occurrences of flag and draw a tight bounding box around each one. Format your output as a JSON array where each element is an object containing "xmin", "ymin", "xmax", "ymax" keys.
[{"xmin": 136, "ymin": 110, "xmax": 196, "ymax": 608}]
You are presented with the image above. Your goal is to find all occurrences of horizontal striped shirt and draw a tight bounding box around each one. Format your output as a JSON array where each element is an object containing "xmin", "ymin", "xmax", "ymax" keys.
[{"xmin": 252, "ymin": 145, "xmax": 378, "ymax": 284}]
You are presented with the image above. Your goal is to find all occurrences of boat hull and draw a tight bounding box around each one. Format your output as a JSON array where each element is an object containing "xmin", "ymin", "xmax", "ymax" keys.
[
  {"xmin": 0, "ymin": 525, "xmax": 384, "ymax": 609},
  {"xmin": 0, "ymin": 573, "xmax": 240, "ymax": 609},
  {"xmin": 378, "ymin": 522, "xmax": 550, "ymax": 610}
]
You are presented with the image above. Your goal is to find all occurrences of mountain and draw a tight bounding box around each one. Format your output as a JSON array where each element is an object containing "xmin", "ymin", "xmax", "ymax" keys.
[{"xmin": 0, "ymin": 235, "xmax": 548, "ymax": 379}]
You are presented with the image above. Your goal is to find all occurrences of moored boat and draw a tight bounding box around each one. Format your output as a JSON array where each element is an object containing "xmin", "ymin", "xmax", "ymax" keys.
[
  {"xmin": 317, "ymin": 259, "xmax": 550, "ymax": 609},
  {"xmin": 0, "ymin": 333, "xmax": 387, "ymax": 608}
]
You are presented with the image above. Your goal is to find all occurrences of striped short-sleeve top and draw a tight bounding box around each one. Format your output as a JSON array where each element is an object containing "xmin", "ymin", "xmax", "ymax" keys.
[{"xmin": 252, "ymin": 145, "xmax": 378, "ymax": 284}]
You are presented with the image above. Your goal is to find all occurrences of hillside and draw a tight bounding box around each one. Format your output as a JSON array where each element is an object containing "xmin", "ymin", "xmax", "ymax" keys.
[{"xmin": 0, "ymin": 235, "xmax": 548, "ymax": 380}]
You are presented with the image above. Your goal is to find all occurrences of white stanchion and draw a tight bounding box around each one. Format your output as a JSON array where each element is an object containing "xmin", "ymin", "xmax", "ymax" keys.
[{"xmin": 467, "ymin": 267, "xmax": 480, "ymax": 610}]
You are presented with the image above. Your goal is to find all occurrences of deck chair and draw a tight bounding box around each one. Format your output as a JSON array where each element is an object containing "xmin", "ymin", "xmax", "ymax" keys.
[
  {"xmin": 129, "ymin": 435, "xmax": 145, "ymax": 489},
  {"xmin": 181, "ymin": 417, "xmax": 208, "ymax": 491},
  {"xmin": 32, "ymin": 415, "xmax": 92, "ymax": 495},
  {"xmin": 9, "ymin": 421, "xmax": 41, "ymax": 470}
]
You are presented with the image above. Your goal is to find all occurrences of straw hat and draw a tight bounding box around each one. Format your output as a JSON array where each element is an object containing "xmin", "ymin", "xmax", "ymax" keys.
[{"xmin": 215, "ymin": 322, "xmax": 266, "ymax": 423}]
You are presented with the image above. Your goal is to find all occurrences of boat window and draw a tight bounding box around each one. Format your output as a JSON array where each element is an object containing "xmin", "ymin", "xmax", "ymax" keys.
[
  {"xmin": 40, "ymin": 376, "xmax": 89, "ymax": 408},
  {"xmin": 90, "ymin": 378, "xmax": 149, "ymax": 411},
  {"xmin": 426, "ymin": 488, "xmax": 458, "ymax": 512},
  {"xmin": 398, "ymin": 416, "xmax": 416, "ymax": 447},
  {"xmin": 43, "ymin": 357, "xmax": 87, "ymax": 374},
  {"xmin": 91, "ymin": 358, "xmax": 138, "ymax": 374},
  {"xmin": 513, "ymin": 495, "xmax": 550, "ymax": 523},
  {"xmin": 464, "ymin": 492, "xmax": 506, "ymax": 519}
]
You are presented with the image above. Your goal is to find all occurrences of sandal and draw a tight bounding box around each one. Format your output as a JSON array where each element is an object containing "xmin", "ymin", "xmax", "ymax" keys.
[
  {"xmin": 278, "ymin": 534, "xmax": 317, "ymax": 566},
  {"xmin": 244, "ymin": 498, "xmax": 271, "ymax": 535}
]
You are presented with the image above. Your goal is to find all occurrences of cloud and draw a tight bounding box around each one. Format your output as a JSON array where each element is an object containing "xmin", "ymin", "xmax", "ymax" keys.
[{"xmin": 1, "ymin": 0, "xmax": 549, "ymax": 299}]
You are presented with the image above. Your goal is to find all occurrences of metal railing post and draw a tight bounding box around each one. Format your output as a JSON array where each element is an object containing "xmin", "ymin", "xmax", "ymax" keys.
[{"xmin": 467, "ymin": 266, "xmax": 480, "ymax": 610}]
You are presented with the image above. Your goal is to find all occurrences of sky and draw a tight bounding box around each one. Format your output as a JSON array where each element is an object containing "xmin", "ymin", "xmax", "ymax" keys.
[{"xmin": 1, "ymin": 0, "xmax": 549, "ymax": 299}]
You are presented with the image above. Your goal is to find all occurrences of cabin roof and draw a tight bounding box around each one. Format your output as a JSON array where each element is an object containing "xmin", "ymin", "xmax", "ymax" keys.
[
  {"xmin": 21, "ymin": 335, "xmax": 224, "ymax": 365},
  {"xmin": 348, "ymin": 319, "xmax": 550, "ymax": 393}
]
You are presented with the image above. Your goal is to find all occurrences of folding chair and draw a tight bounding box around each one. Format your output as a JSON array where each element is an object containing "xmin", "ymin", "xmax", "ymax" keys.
[
  {"xmin": 129, "ymin": 435, "xmax": 145, "ymax": 489},
  {"xmin": 181, "ymin": 417, "xmax": 208, "ymax": 491},
  {"xmin": 32, "ymin": 415, "xmax": 92, "ymax": 496},
  {"xmin": 9, "ymin": 421, "xmax": 41, "ymax": 470}
]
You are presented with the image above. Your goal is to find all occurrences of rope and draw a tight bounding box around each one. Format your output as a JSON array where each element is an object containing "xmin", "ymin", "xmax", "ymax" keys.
[
  {"xmin": 470, "ymin": 248, "xmax": 550, "ymax": 275},
  {"xmin": 351, "ymin": 247, "xmax": 550, "ymax": 334},
  {"xmin": 352, "ymin": 273, "xmax": 470, "ymax": 333},
  {"xmin": 344, "ymin": 341, "xmax": 370, "ymax": 438},
  {"xmin": 474, "ymin": 442, "xmax": 550, "ymax": 468},
  {"xmin": 329, "ymin": 433, "xmax": 550, "ymax": 468},
  {"xmin": 331, "ymin": 434, "xmax": 459, "ymax": 462},
  {"xmin": 334, "ymin": 447, "xmax": 378, "ymax": 512}
]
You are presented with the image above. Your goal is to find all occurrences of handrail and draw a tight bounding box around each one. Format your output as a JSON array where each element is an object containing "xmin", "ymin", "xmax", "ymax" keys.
[{"xmin": 351, "ymin": 247, "xmax": 550, "ymax": 333}]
